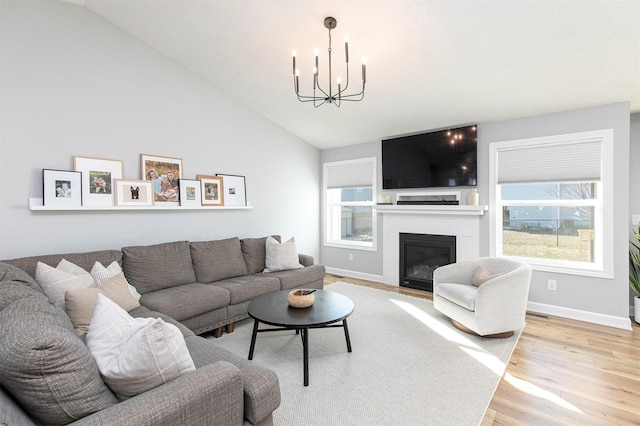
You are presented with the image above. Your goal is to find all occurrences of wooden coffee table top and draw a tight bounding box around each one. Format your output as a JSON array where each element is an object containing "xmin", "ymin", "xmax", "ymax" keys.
[{"xmin": 248, "ymin": 289, "xmax": 354, "ymax": 328}]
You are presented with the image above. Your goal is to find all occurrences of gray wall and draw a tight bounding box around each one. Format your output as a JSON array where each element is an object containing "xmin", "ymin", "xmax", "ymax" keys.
[
  {"xmin": 0, "ymin": 1, "xmax": 320, "ymax": 259},
  {"xmin": 321, "ymin": 103, "xmax": 632, "ymax": 324}
]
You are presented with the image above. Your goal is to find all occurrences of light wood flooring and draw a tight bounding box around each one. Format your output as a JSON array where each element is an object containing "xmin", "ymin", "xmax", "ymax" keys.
[{"xmin": 324, "ymin": 274, "xmax": 640, "ymax": 426}]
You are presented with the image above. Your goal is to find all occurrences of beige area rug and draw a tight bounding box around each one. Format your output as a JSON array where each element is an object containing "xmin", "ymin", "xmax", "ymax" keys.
[{"xmin": 214, "ymin": 282, "xmax": 521, "ymax": 426}]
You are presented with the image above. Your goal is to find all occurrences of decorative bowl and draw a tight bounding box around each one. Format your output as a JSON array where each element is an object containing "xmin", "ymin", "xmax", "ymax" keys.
[{"xmin": 287, "ymin": 289, "xmax": 315, "ymax": 308}]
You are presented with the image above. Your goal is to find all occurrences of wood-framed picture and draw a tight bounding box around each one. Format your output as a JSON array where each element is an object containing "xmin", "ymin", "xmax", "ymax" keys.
[
  {"xmin": 43, "ymin": 169, "xmax": 82, "ymax": 207},
  {"xmin": 178, "ymin": 179, "xmax": 202, "ymax": 207},
  {"xmin": 114, "ymin": 179, "xmax": 154, "ymax": 207},
  {"xmin": 216, "ymin": 174, "xmax": 247, "ymax": 206},
  {"xmin": 140, "ymin": 154, "xmax": 182, "ymax": 204},
  {"xmin": 73, "ymin": 156, "xmax": 124, "ymax": 206},
  {"xmin": 197, "ymin": 175, "xmax": 224, "ymax": 206}
]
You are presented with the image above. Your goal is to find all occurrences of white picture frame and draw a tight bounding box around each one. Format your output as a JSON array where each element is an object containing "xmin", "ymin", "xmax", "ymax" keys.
[
  {"xmin": 73, "ymin": 156, "xmax": 124, "ymax": 207},
  {"xmin": 178, "ymin": 179, "xmax": 202, "ymax": 207},
  {"xmin": 216, "ymin": 174, "xmax": 247, "ymax": 206},
  {"xmin": 43, "ymin": 169, "xmax": 82, "ymax": 207}
]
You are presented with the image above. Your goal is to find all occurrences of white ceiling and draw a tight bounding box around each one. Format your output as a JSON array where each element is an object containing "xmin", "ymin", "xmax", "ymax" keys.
[{"xmin": 78, "ymin": 0, "xmax": 640, "ymax": 150}]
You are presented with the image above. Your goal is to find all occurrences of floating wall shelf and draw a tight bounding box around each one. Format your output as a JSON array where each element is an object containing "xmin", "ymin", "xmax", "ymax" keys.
[{"xmin": 28, "ymin": 198, "xmax": 252, "ymax": 212}]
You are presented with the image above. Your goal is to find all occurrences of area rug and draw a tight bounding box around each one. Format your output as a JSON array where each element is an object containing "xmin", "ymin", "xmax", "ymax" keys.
[{"xmin": 214, "ymin": 282, "xmax": 521, "ymax": 426}]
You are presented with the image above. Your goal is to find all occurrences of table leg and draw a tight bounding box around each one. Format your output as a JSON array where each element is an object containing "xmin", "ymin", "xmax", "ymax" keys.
[
  {"xmin": 343, "ymin": 319, "xmax": 352, "ymax": 352},
  {"xmin": 302, "ymin": 327, "xmax": 309, "ymax": 386},
  {"xmin": 248, "ymin": 319, "xmax": 259, "ymax": 360}
]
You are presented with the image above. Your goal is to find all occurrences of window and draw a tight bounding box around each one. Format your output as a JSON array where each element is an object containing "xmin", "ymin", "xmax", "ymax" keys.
[
  {"xmin": 324, "ymin": 158, "xmax": 376, "ymax": 251},
  {"xmin": 490, "ymin": 129, "xmax": 613, "ymax": 277}
]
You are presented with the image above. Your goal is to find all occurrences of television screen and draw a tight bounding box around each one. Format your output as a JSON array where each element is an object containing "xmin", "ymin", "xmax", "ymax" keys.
[{"xmin": 382, "ymin": 125, "xmax": 477, "ymax": 189}]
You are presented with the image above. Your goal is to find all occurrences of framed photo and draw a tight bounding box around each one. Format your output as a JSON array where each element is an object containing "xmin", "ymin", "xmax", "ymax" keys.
[
  {"xmin": 43, "ymin": 169, "xmax": 82, "ymax": 207},
  {"xmin": 178, "ymin": 179, "xmax": 202, "ymax": 207},
  {"xmin": 197, "ymin": 175, "xmax": 224, "ymax": 206},
  {"xmin": 73, "ymin": 156, "xmax": 124, "ymax": 206},
  {"xmin": 216, "ymin": 174, "xmax": 246, "ymax": 206},
  {"xmin": 114, "ymin": 179, "xmax": 154, "ymax": 207},
  {"xmin": 140, "ymin": 154, "xmax": 182, "ymax": 204}
]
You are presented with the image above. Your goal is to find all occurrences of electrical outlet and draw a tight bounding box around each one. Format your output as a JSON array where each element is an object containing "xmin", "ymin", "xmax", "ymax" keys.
[
  {"xmin": 633, "ymin": 214, "xmax": 640, "ymax": 226},
  {"xmin": 547, "ymin": 279, "xmax": 557, "ymax": 291},
  {"xmin": 348, "ymin": 253, "xmax": 354, "ymax": 261}
]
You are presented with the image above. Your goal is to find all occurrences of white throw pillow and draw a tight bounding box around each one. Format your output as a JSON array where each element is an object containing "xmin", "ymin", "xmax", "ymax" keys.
[
  {"xmin": 85, "ymin": 294, "xmax": 195, "ymax": 400},
  {"xmin": 90, "ymin": 261, "xmax": 142, "ymax": 301},
  {"xmin": 35, "ymin": 260, "xmax": 96, "ymax": 309},
  {"xmin": 263, "ymin": 236, "xmax": 304, "ymax": 272}
]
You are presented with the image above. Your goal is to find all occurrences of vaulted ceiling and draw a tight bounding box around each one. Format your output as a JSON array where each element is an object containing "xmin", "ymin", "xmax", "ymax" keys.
[{"xmin": 77, "ymin": 0, "xmax": 640, "ymax": 150}]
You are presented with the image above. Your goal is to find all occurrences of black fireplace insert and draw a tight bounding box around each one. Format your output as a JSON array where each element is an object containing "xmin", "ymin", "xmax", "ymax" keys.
[{"xmin": 399, "ymin": 233, "xmax": 456, "ymax": 292}]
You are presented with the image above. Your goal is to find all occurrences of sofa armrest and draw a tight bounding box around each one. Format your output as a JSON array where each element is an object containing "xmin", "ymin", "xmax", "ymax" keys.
[
  {"xmin": 71, "ymin": 361, "xmax": 244, "ymax": 426},
  {"xmin": 298, "ymin": 254, "xmax": 314, "ymax": 267}
]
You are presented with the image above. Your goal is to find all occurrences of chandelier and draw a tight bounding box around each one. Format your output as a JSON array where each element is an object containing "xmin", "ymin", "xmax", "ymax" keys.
[{"xmin": 292, "ymin": 17, "xmax": 366, "ymax": 107}]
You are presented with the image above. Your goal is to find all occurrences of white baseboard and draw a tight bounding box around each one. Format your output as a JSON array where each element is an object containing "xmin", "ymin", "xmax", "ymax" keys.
[
  {"xmin": 528, "ymin": 301, "xmax": 632, "ymax": 331},
  {"xmin": 325, "ymin": 267, "xmax": 386, "ymax": 285}
]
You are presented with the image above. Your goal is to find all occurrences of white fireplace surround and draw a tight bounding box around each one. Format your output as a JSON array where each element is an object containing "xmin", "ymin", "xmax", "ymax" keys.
[{"xmin": 377, "ymin": 205, "xmax": 488, "ymax": 286}]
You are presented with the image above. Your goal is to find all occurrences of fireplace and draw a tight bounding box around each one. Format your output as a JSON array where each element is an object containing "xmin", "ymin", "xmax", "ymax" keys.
[{"xmin": 399, "ymin": 233, "xmax": 456, "ymax": 292}]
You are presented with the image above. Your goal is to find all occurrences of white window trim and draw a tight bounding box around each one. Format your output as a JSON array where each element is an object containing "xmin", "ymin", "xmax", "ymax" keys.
[
  {"xmin": 323, "ymin": 157, "xmax": 377, "ymax": 252},
  {"xmin": 489, "ymin": 129, "xmax": 613, "ymax": 278}
]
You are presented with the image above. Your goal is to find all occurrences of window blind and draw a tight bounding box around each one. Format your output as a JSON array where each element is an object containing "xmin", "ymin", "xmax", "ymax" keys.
[
  {"xmin": 497, "ymin": 139, "xmax": 601, "ymax": 184},
  {"xmin": 326, "ymin": 160, "xmax": 374, "ymax": 188}
]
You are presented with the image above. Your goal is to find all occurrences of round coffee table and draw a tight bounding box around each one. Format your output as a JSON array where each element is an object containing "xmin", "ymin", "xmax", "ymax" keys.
[{"xmin": 247, "ymin": 289, "xmax": 354, "ymax": 386}]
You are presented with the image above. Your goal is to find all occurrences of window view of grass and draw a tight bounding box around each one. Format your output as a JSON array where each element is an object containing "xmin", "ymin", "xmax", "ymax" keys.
[{"xmin": 503, "ymin": 230, "xmax": 592, "ymax": 262}]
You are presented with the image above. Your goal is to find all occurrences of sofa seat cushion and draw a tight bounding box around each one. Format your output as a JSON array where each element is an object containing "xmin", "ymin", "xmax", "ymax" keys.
[
  {"xmin": 140, "ymin": 283, "xmax": 230, "ymax": 322},
  {"xmin": 240, "ymin": 235, "xmax": 281, "ymax": 274},
  {"xmin": 0, "ymin": 288, "xmax": 117, "ymax": 425},
  {"xmin": 190, "ymin": 238, "xmax": 248, "ymax": 283},
  {"xmin": 436, "ymin": 283, "xmax": 478, "ymax": 311},
  {"xmin": 265, "ymin": 264, "xmax": 326, "ymax": 290},
  {"xmin": 213, "ymin": 275, "xmax": 281, "ymax": 305},
  {"xmin": 122, "ymin": 241, "xmax": 196, "ymax": 294}
]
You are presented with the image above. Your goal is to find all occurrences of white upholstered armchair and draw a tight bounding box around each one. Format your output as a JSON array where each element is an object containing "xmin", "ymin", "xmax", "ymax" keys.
[{"xmin": 433, "ymin": 257, "xmax": 532, "ymax": 338}]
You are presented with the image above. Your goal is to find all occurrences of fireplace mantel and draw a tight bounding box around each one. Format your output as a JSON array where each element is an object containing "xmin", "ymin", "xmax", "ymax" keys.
[
  {"xmin": 379, "ymin": 205, "xmax": 486, "ymax": 287},
  {"xmin": 374, "ymin": 204, "xmax": 488, "ymax": 216}
]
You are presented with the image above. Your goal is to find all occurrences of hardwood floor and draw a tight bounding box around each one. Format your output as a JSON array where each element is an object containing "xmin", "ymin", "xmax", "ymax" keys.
[{"xmin": 324, "ymin": 275, "xmax": 640, "ymax": 426}]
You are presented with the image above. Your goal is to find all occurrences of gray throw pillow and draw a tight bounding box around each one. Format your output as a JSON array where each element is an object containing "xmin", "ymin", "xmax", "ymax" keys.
[
  {"xmin": 190, "ymin": 237, "xmax": 248, "ymax": 282},
  {"xmin": 0, "ymin": 297, "xmax": 117, "ymax": 425}
]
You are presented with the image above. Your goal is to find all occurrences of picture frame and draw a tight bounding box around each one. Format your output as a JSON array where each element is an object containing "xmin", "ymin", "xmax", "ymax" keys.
[
  {"xmin": 43, "ymin": 169, "xmax": 82, "ymax": 207},
  {"xmin": 197, "ymin": 175, "xmax": 224, "ymax": 206},
  {"xmin": 216, "ymin": 174, "xmax": 247, "ymax": 206},
  {"xmin": 178, "ymin": 179, "xmax": 202, "ymax": 207},
  {"xmin": 140, "ymin": 154, "xmax": 182, "ymax": 204},
  {"xmin": 114, "ymin": 179, "xmax": 154, "ymax": 207},
  {"xmin": 73, "ymin": 156, "xmax": 124, "ymax": 206}
]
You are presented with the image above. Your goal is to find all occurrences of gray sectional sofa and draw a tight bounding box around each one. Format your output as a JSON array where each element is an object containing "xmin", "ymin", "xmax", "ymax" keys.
[{"xmin": 0, "ymin": 235, "xmax": 325, "ymax": 425}]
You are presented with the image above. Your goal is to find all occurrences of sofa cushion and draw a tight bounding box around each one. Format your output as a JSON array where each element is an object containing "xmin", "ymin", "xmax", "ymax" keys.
[
  {"xmin": 90, "ymin": 260, "xmax": 142, "ymax": 300},
  {"xmin": 0, "ymin": 294, "xmax": 117, "ymax": 425},
  {"xmin": 214, "ymin": 275, "xmax": 281, "ymax": 305},
  {"xmin": 65, "ymin": 272, "xmax": 141, "ymax": 336},
  {"xmin": 190, "ymin": 238, "xmax": 248, "ymax": 283},
  {"xmin": 122, "ymin": 241, "xmax": 196, "ymax": 294},
  {"xmin": 0, "ymin": 261, "xmax": 41, "ymax": 291},
  {"xmin": 241, "ymin": 235, "xmax": 280, "ymax": 274},
  {"xmin": 140, "ymin": 283, "xmax": 230, "ymax": 322},
  {"xmin": 2, "ymin": 249, "xmax": 123, "ymax": 280},
  {"xmin": 35, "ymin": 260, "xmax": 96, "ymax": 309},
  {"xmin": 263, "ymin": 236, "xmax": 304, "ymax": 272},
  {"xmin": 265, "ymin": 264, "xmax": 326, "ymax": 290},
  {"xmin": 86, "ymin": 294, "xmax": 196, "ymax": 400},
  {"xmin": 0, "ymin": 280, "xmax": 50, "ymax": 311},
  {"xmin": 436, "ymin": 283, "xmax": 478, "ymax": 311}
]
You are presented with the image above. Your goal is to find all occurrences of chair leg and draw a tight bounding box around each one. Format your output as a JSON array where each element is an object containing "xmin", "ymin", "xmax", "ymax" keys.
[{"xmin": 451, "ymin": 319, "xmax": 514, "ymax": 338}]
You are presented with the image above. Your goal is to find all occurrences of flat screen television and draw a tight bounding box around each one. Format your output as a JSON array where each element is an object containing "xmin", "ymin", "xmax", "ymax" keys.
[{"xmin": 382, "ymin": 125, "xmax": 477, "ymax": 189}]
